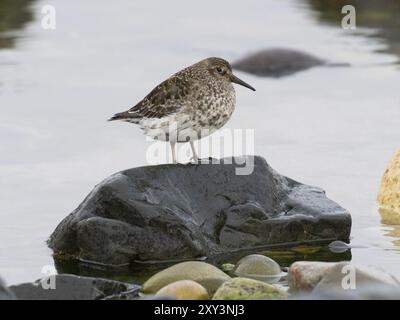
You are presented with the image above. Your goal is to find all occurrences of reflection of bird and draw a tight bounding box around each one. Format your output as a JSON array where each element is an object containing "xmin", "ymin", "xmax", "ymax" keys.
[{"xmin": 109, "ymin": 57, "xmax": 255, "ymax": 163}]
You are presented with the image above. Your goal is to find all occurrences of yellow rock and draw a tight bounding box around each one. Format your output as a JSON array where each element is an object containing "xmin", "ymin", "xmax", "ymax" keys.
[
  {"xmin": 155, "ymin": 280, "xmax": 209, "ymax": 300},
  {"xmin": 141, "ymin": 261, "xmax": 231, "ymax": 295},
  {"xmin": 378, "ymin": 150, "xmax": 400, "ymax": 224}
]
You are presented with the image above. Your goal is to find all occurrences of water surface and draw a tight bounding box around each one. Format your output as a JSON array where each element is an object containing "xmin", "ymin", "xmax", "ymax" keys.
[{"xmin": 0, "ymin": 0, "xmax": 400, "ymax": 285}]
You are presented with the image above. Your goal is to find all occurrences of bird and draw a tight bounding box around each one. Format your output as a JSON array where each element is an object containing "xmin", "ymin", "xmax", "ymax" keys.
[{"xmin": 108, "ymin": 57, "xmax": 255, "ymax": 163}]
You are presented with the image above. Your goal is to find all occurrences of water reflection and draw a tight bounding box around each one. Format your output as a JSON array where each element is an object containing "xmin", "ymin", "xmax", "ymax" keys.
[
  {"xmin": 259, "ymin": 245, "xmax": 351, "ymax": 268},
  {"xmin": 54, "ymin": 244, "xmax": 351, "ymax": 284},
  {"xmin": 1, "ymin": 0, "xmax": 399, "ymax": 285},
  {"xmin": 53, "ymin": 259, "xmax": 162, "ymax": 285},
  {"xmin": 304, "ymin": 0, "xmax": 400, "ymax": 62},
  {"xmin": 0, "ymin": 0, "xmax": 36, "ymax": 49},
  {"xmin": 383, "ymin": 225, "xmax": 400, "ymax": 248}
]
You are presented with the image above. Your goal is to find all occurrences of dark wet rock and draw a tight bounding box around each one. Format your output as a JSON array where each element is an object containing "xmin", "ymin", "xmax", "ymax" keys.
[
  {"xmin": 0, "ymin": 276, "xmax": 16, "ymax": 300},
  {"xmin": 48, "ymin": 156, "xmax": 351, "ymax": 266},
  {"xmin": 9, "ymin": 274, "xmax": 140, "ymax": 300},
  {"xmin": 232, "ymin": 48, "xmax": 349, "ymax": 78}
]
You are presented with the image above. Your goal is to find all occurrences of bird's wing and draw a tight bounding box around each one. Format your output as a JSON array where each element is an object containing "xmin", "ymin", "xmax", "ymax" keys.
[{"xmin": 110, "ymin": 76, "xmax": 194, "ymax": 121}]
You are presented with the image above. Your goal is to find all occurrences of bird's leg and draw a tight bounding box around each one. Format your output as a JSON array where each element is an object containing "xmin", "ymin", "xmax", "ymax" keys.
[
  {"xmin": 170, "ymin": 141, "xmax": 177, "ymax": 164},
  {"xmin": 190, "ymin": 140, "xmax": 199, "ymax": 162}
]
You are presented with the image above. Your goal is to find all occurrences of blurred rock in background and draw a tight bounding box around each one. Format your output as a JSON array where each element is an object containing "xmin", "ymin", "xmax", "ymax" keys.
[
  {"xmin": 305, "ymin": 0, "xmax": 400, "ymax": 62},
  {"xmin": 0, "ymin": 0, "xmax": 36, "ymax": 49}
]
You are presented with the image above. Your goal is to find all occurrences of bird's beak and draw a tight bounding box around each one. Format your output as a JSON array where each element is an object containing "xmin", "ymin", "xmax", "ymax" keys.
[{"xmin": 230, "ymin": 74, "xmax": 256, "ymax": 91}]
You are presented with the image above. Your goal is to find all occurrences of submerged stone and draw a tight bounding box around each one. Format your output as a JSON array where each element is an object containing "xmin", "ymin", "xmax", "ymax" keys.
[{"xmin": 234, "ymin": 254, "xmax": 283, "ymax": 283}]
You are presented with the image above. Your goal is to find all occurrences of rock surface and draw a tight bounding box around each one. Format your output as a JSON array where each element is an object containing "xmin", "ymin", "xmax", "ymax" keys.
[
  {"xmin": 378, "ymin": 149, "xmax": 400, "ymax": 224},
  {"xmin": 156, "ymin": 280, "xmax": 209, "ymax": 300},
  {"xmin": 232, "ymin": 49, "xmax": 348, "ymax": 78},
  {"xmin": 9, "ymin": 274, "xmax": 140, "ymax": 300},
  {"xmin": 288, "ymin": 261, "xmax": 400, "ymax": 294},
  {"xmin": 142, "ymin": 261, "xmax": 230, "ymax": 295},
  {"xmin": 49, "ymin": 156, "xmax": 351, "ymax": 266},
  {"xmin": 0, "ymin": 276, "xmax": 16, "ymax": 300},
  {"xmin": 212, "ymin": 277, "xmax": 287, "ymax": 300},
  {"xmin": 313, "ymin": 262, "xmax": 400, "ymax": 294},
  {"xmin": 288, "ymin": 261, "xmax": 337, "ymax": 292}
]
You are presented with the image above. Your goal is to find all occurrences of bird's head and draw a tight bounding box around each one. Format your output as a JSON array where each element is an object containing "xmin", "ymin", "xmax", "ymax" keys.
[{"xmin": 204, "ymin": 57, "xmax": 256, "ymax": 91}]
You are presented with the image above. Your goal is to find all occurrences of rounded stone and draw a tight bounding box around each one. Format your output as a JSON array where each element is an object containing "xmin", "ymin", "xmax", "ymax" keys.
[
  {"xmin": 288, "ymin": 261, "xmax": 336, "ymax": 292},
  {"xmin": 378, "ymin": 150, "xmax": 400, "ymax": 224},
  {"xmin": 221, "ymin": 263, "xmax": 235, "ymax": 272},
  {"xmin": 155, "ymin": 280, "xmax": 209, "ymax": 300},
  {"xmin": 212, "ymin": 277, "xmax": 288, "ymax": 300},
  {"xmin": 141, "ymin": 261, "xmax": 231, "ymax": 295},
  {"xmin": 234, "ymin": 254, "xmax": 282, "ymax": 283}
]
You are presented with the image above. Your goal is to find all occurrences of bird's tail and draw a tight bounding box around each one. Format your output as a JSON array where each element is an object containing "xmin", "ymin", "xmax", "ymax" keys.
[
  {"xmin": 108, "ymin": 111, "xmax": 141, "ymax": 124},
  {"xmin": 108, "ymin": 111, "xmax": 130, "ymax": 121}
]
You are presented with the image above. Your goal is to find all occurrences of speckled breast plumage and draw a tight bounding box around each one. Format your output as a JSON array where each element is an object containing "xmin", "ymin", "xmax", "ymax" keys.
[{"xmin": 139, "ymin": 82, "xmax": 236, "ymax": 143}]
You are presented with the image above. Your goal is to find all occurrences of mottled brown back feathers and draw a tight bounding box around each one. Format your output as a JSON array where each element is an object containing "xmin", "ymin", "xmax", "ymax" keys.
[{"xmin": 108, "ymin": 57, "xmax": 233, "ymax": 122}]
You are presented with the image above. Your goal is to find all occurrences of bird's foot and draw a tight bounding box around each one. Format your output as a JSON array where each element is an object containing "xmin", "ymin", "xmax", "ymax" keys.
[
  {"xmin": 187, "ymin": 156, "xmax": 217, "ymax": 165},
  {"xmin": 188, "ymin": 156, "xmax": 201, "ymax": 164}
]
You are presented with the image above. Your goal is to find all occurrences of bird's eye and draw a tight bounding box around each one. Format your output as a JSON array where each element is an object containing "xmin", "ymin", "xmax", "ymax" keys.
[{"xmin": 216, "ymin": 67, "xmax": 224, "ymax": 74}]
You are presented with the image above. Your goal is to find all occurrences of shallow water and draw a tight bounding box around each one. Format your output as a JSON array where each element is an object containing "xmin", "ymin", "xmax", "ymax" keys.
[{"xmin": 0, "ymin": 0, "xmax": 400, "ymax": 285}]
